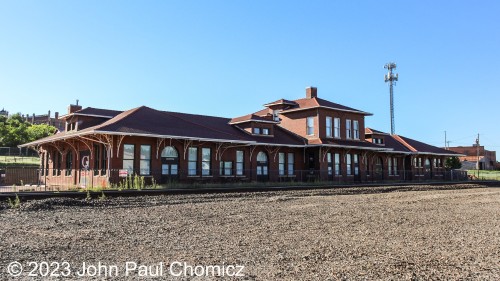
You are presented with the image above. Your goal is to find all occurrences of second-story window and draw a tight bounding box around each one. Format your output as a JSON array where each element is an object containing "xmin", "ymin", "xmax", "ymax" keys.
[
  {"xmin": 326, "ymin": 117, "xmax": 332, "ymax": 138},
  {"xmin": 353, "ymin": 120, "xmax": 359, "ymax": 139},
  {"xmin": 346, "ymin": 119, "xmax": 352, "ymax": 139},
  {"xmin": 253, "ymin": 128, "xmax": 261, "ymax": 134},
  {"xmin": 334, "ymin": 117, "xmax": 340, "ymax": 138},
  {"xmin": 306, "ymin": 117, "xmax": 314, "ymax": 136},
  {"xmin": 262, "ymin": 128, "xmax": 269, "ymax": 135}
]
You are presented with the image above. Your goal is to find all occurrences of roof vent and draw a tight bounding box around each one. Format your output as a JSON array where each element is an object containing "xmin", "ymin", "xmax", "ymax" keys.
[{"xmin": 306, "ymin": 86, "xmax": 317, "ymax": 99}]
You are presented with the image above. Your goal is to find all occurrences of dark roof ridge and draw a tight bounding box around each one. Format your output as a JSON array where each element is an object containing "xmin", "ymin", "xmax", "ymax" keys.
[{"xmin": 93, "ymin": 106, "xmax": 145, "ymax": 130}]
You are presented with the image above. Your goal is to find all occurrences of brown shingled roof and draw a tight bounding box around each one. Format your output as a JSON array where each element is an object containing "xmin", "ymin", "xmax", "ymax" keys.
[
  {"xmin": 393, "ymin": 134, "xmax": 462, "ymax": 156},
  {"xmin": 21, "ymin": 106, "xmax": 306, "ymax": 147},
  {"xmin": 278, "ymin": 97, "xmax": 372, "ymax": 116},
  {"xmin": 229, "ymin": 114, "xmax": 276, "ymax": 124}
]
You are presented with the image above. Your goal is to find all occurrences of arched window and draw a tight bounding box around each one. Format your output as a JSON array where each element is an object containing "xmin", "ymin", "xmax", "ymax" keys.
[
  {"xmin": 256, "ymin": 151, "xmax": 268, "ymax": 178},
  {"xmin": 161, "ymin": 146, "xmax": 179, "ymax": 180},
  {"xmin": 161, "ymin": 146, "xmax": 178, "ymax": 158},
  {"xmin": 257, "ymin": 151, "xmax": 268, "ymax": 162}
]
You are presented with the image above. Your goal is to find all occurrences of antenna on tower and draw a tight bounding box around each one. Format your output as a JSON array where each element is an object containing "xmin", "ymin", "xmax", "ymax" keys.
[{"xmin": 384, "ymin": 62, "xmax": 398, "ymax": 135}]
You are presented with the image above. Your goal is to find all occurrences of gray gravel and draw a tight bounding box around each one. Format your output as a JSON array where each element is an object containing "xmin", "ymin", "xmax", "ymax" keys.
[{"xmin": 0, "ymin": 184, "xmax": 499, "ymax": 280}]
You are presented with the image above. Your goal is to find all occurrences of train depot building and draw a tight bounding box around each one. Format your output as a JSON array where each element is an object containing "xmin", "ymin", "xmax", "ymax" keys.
[{"xmin": 21, "ymin": 87, "xmax": 462, "ymax": 187}]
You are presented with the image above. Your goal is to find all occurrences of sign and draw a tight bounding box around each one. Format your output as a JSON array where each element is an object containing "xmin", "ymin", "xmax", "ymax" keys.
[
  {"xmin": 81, "ymin": 156, "xmax": 90, "ymax": 170},
  {"xmin": 119, "ymin": 169, "xmax": 128, "ymax": 178}
]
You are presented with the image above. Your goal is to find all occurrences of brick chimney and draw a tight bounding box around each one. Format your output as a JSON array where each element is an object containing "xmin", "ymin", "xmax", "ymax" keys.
[
  {"xmin": 68, "ymin": 99, "xmax": 82, "ymax": 114},
  {"xmin": 306, "ymin": 86, "xmax": 317, "ymax": 99}
]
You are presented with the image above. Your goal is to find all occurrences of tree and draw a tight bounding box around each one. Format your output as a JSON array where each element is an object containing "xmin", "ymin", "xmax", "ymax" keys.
[
  {"xmin": 445, "ymin": 156, "xmax": 462, "ymax": 170},
  {"xmin": 26, "ymin": 124, "xmax": 57, "ymax": 143}
]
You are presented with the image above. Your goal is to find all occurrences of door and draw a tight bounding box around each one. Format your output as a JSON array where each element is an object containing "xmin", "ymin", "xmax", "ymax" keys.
[
  {"xmin": 256, "ymin": 152, "xmax": 269, "ymax": 181},
  {"xmin": 160, "ymin": 146, "xmax": 179, "ymax": 183},
  {"xmin": 79, "ymin": 150, "xmax": 91, "ymax": 188},
  {"xmin": 374, "ymin": 157, "xmax": 384, "ymax": 181}
]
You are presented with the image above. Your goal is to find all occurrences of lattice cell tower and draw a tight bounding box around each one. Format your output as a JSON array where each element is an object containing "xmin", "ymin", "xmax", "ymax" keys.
[{"xmin": 384, "ymin": 62, "xmax": 398, "ymax": 135}]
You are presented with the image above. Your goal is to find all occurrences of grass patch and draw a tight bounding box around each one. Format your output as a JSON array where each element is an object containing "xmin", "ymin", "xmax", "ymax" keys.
[
  {"xmin": 0, "ymin": 156, "xmax": 39, "ymax": 167},
  {"xmin": 467, "ymin": 170, "xmax": 500, "ymax": 180}
]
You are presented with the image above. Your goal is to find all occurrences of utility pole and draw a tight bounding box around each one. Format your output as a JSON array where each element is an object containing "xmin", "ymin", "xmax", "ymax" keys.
[
  {"xmin": 384, "ymin": 63, "xmax": 398, "ymax": 135},
  {"xmin": 444, "ymin": 131, "xmax": 447, "ymax": 149}
]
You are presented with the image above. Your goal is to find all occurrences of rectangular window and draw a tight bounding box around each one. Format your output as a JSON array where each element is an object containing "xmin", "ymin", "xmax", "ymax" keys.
[
  {"xmin": 287, "ymin": 153, "xmax": 294, "ymax": 175},
  {"xmin": 389, "ymin": 157, "xmax": 393, "ymax": 175},
  {"xmin": 253, "ymin": 127, "xmax": 260, "ymax": 134},
  {"xmin": 393, "ymin": 157, "xmax": 398, "ymax": 175},
  {"xmin": 353, "ymin": 120, "xmax": 359, "ymax": 139},
  {"xmin": 327, "ymin": 153, "xmax": 333, "ymax": 175},
  {"xmin": 334, "ymin": 153, "xmax": 341, "ymax": 176},
  {"xmin": 354, "ymin": 154, "xmax": 359, "ymax": 176},
  {"xmin": 326, "ymin": 117, "xmax": 332, "ymax": 138},
  {"xmin": 140, "ymin": 145, "xmax": 151, "ymax": 175},
  {"xmin": 278, "ymin": 152, "xmax": 285, "ymax": 176},
  {"xmin": 236, "ymin": 150, "xmax": 244, "ymax": 176},
  {"xmin": 346, "ymin": 153, "xmax": 352, "ymax": 175},
  {"xmin": 346, "ymin": 119, "xmax": 352, "ymax": 139},
  {"xmin": 93, "ymin": 145, "xmax": 100, "ymax": 176},
  {"xmin": 101, "ymin": 145, "xmax": 107, "ymax": 175},
  {"xmin": 65, "ymin": 152, "xmax": 73, "ymax": 176},
  {"xmin": 123, "ymin": 144, "xmax": 135, "ymax": 174},
  {"xmin": 220, "ymin": 161, "xmax": 233, "ymax": 176},
  {"xmin": 306, "ymin": 117, "xmax": 314, "ymax": 135},
  {"xmin": 188, "ymin": 147, "xmax": 198, "ymax": 176},
  {"xmin": 262, "ymin": 128, "xmax": 269, "ymax": 135},
  {"xmin": 45, "ymin": 152, "xmax": 49, "ymax": 176},
  {"xmin": 202, "ymin": 148, "xmax": 211, "ymax": 176},
  {"xmin": 334, "ymin": 118, "xmax": 341, "ymax": 138},
  {"xmin": 41, "ymin": 153, "xmax": 45, "ymax": 176}
]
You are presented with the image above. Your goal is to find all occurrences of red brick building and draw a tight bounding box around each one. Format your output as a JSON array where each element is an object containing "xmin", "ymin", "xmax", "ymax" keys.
[
  {"xmin": 446, "ymin": 145, "xmax": 497, "ymax": 170},
  {"xmin": 20, "ymin": 87, "xmax": 462, "ymax": 187}
]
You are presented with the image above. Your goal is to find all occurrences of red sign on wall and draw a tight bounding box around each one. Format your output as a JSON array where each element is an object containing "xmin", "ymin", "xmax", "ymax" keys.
[{"xmin": 119, "ymin": 169, "xmax": 128, "ymax": 178}]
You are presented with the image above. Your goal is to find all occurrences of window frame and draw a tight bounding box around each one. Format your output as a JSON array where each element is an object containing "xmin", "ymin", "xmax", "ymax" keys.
[
  {"xmin": 139, "ymin": 145, "xmax": 151, "ymax": 176},
  {"xmin": 122, "ymin": 144, "xmax": 135, "ymax": 174},
  {"xmin": 201, "ymin": 147, "xmax": 211, "ymax": 176},
  {"xmin": 325, "ymin": 116, "xmax": 332, "ymax": 138},
  {"xmin": 334, "ymin": 153, "xmax": 341, "ymax": 176},
  {"xmin": 306, "ymin": 116, "xmax": 314, "ymax": 136},
  {"xmin": 236, "ymin": 150, "xmax": 244, "ymax": 176},
  {"xmin": 334, "ymin": 117, "xmax": 341, "ymax": 138},
  {"xmin": 65, "ymin": 151, "xmax": 73, "ymax": 176},
  {"xmin": 287, "ymin": 153, "xmax": 294, "ymax": 175},
  {"xmin": 188, "ymin": 147, "xmax": 198, "ymax": 176},
  {"xmin": 278, "ymin": 152, "xmax": 285, "ymax": 176},
  {"xmin": 346, "ymin": 119, "xmax": 352, "ymax": 139},
  {"xmin": 346, "ymin": 153, "xmax": 352, "ymax": 175},
  {"xmin": 353, "ymin": 120, "xmax": 359, "ymax": 139}
]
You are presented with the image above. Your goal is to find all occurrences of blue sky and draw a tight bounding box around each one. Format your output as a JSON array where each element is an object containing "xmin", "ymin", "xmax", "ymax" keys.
[{"xmin": 1, "ymin": 1, "xmax": 499, "ymax": 149}]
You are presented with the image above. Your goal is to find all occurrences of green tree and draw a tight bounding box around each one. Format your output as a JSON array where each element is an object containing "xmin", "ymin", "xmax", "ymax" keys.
[
  {"xmin": 27, "ymin": 124, "xmax": 57, "ymax": 143},
  {"xmin": 445, "ymin": 156, "xmax": 462, "ymax": 170}
]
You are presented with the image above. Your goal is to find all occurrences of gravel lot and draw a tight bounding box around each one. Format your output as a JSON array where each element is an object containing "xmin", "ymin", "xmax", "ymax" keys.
[{"xmin": 0, "ymin": 184, "xmax": 499, "ymax": 280}]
